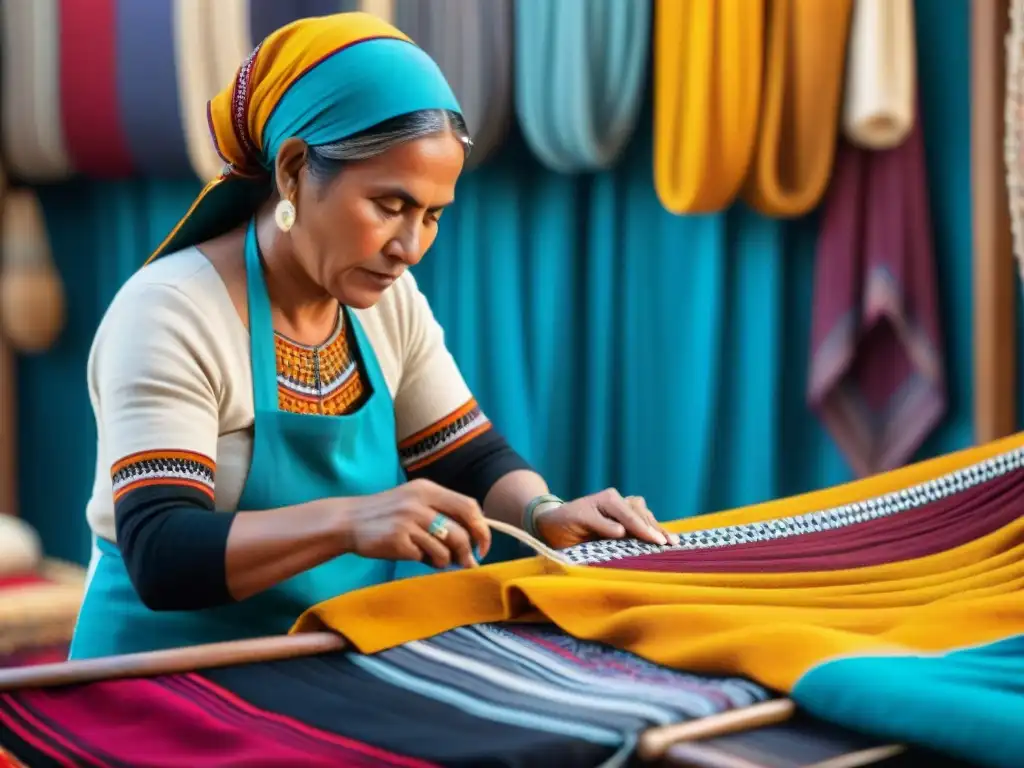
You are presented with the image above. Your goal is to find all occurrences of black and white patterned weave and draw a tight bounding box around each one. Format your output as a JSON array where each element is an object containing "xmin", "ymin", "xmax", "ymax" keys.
[{"xmin": 560, "ymin": 447, "xmax": 1024, "ymax": 566}]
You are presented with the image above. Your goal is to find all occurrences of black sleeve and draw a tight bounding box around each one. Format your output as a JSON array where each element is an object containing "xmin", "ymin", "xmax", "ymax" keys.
[
  {"xmin": 404, "ymin": 427, "xmax": 534, "ymax": 504},
  {"xmin": 114, "ymin": 483, "xmax": 236, "ymax": 611}
]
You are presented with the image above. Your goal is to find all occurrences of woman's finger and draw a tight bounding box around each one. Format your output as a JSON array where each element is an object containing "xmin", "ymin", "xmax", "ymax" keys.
[
  {"xmin": 598, "ymin": 488, "xmax": 667, "ymax": 545},
  {"xmin": 579, "ymin": 506, "xmax": 627, "ymax": 539},
  {"xmin": 628, "ymin": 495, "xmax": 679, "ymax": 545},
  {"xmin": 408, "ymin": 526, "xmax": 454, "ymax": 569},
  {"xmin": 434, "ymin": 514, "xmax": 478, "ymax": 569}
]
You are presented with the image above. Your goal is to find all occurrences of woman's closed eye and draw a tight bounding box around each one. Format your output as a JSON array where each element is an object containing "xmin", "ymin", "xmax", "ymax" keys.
[
  {"xmin": 375, "ymin": 199, "xmax": 404, "ymax": 218},
  {"xmin": 375, "ymin": 198, "xmax": 443, "ymax": 225}
]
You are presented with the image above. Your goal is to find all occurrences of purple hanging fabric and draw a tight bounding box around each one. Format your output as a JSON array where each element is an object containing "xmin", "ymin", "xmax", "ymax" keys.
[{"xmin": 807, "ymin": 99, "xmax": 945, "ymax": 477}]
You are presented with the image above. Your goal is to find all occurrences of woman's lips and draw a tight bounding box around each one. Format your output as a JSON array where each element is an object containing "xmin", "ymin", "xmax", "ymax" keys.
[{"xmin": 358, "ymin": 268, "xmax": 398, "ymax": 288}]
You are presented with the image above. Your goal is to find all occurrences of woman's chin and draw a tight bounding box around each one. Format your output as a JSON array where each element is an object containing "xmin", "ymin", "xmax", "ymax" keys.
[
  {"xmin": 333, "ymin": 284, "xmax": 389, "ymax": 310},
  {"xmin": 332, "ymin": 268, "xmax": 398, "ymax": 309}
]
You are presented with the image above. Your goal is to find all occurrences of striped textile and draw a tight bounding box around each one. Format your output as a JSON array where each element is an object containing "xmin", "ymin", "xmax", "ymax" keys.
[{"xmin": 0, "ymin": 622, "xmax": 775, "ymax": 767}]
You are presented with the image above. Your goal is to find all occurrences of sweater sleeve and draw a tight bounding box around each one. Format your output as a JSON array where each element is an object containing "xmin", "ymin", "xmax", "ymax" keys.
[
  {"xmin": 390, "ymin": 273, "xmax": 532, "ymax": 503},
  {"xmin": 89, "ymin": 280, "xmax": 236, "ymax": 610}
]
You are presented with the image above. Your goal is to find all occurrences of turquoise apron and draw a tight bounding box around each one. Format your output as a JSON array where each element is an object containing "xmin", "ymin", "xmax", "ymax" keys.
[{"xmin": 70, "ymin": 219, "xmax": 434, "ymax": 659}]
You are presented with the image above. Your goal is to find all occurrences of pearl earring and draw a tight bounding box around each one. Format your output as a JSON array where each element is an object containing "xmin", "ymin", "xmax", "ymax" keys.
[{"xmin": 274, "ymin": 199, "xmax": 296, "ymax": 232}]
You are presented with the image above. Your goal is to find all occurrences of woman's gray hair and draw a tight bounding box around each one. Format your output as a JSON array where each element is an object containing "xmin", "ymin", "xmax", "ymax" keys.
[{"xmin": 306, "ymin": 109, "xmax": 471, "ymax": 183}]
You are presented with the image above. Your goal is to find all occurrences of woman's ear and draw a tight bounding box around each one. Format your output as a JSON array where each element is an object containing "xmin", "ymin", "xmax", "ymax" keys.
[{"xmin": 274, "ymin": 138, "xmax": 308, "ymax": 202}]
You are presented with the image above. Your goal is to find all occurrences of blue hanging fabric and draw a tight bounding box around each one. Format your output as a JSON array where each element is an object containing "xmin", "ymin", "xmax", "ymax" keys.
[
  {"xmin": 393, "ymin": 0, "xmax": 513, "ymax": 168},
  {"xmin": 116, "ymin": 0, "xmax": 192, "ymax": 177},
  {"xmin": 249, "ymin": 0, "xmax": 348, "ymax": 41},
  {"xmin": 514, "ymin": 0, "xmax": 650, "ymax": 173}
]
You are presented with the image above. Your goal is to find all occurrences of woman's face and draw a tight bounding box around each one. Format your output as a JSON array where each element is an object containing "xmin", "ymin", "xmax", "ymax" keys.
[{"xmin": 283, "ymin": 131, "xmax": 465, "ymax": 308}]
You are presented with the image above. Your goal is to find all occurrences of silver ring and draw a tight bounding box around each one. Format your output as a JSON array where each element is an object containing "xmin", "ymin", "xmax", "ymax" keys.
[{"xmin": 427, "ymin": 514, "xmax": 450, "ymax": 541}]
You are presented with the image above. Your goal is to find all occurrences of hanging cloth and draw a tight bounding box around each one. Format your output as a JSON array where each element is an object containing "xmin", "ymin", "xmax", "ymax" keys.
[
  {"xmin": 58, "ymin": 0, "xmax": 135, "ymax": 177},
  {"xmin": 209, "ymin": 0, "xmax": 253, "ymax": 94},
  {"xmin": 653, "ymin": 0, "xmax": 765, "ymax": 214},
  {"xmin": 514, "ymin": 0, "xmax": 650, "ymax": 173},
  {"xmin": 116, "ymin": 0, "xmax": 192, "ymax": 177},
  {"xmin": 841, "ymin": 0, "xmax": 916, "ymax": 149},
  {"xmin": 742, "ymin": 0, "xmax": 853, "ymax": 218},
  {"xmin": 807, "ymin": 98, "xmax": 944, "ymax": 477},
  {"xmin": 1010, "ymin": 0, "xmax": 1024, "ymax": 285},
  {"xmin": 394, "ymin": 0, "xmax": 514, "ymax": 168},
  {"xmin": 0, "ymin": 0, "xmax": 73, "ymax": 182},
  {"xmin": 173, "ymin": 0, "xmax": 228, "ymax": 182},
  {"xmin": 249, "ymin": 1, "xmax": 352, "ymax": 41},
  {"xmin": 360, "ymin": 0, "xmax": 394, "ymax": 22}
]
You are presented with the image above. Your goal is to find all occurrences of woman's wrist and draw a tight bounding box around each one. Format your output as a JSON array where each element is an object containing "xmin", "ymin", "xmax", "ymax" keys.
[
  {"xmin": 522, "ymin": 494, "xmax": 564, "ymax": 541},
  {"xmin": 315, "ymin": 497, "xmax": 358, "ymax": 555}
]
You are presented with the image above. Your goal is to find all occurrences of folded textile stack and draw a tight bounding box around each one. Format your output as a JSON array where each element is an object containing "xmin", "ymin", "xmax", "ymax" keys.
[{"xmin": 0, "ymin": 516, "xmax": 84, "ymax": 667}]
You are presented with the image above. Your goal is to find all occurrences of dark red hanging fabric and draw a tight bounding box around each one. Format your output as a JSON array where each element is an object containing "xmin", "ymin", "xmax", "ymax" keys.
[
  {"xmin": 58, "ymin": 0, "xmax": 135, "ymax": 176},
  {"xmin": 807, "ymin": 96, "xmax": 945, "ymax": 478}
]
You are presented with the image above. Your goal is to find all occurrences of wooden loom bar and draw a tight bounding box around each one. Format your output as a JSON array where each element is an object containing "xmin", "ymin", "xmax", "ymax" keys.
[
  {"xmin": 972, "ymin": 0, "xmax": 1017, "ymax": 443},
  {"xmin": 0, "ymin": 632, "xmax": 347, "ymax": 691}
]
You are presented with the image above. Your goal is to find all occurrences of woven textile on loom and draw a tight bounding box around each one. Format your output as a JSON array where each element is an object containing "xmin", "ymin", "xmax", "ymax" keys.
[
  {"xmin": 291, "ymin": 433, "xmax": 1024, "ymax": 768},
  {"xmin": 1, "ymin": 624, "xmax": 780, "ymax": 767}
]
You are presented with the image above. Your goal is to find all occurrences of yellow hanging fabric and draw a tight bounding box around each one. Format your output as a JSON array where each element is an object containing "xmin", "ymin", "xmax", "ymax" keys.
[
  {"xmin": 742, "ymin": 0, "xmax": 854, "ymax": 218},
  {"xmin": 653, "ymin": 0, "xmax": 765, "ymax": 215}
]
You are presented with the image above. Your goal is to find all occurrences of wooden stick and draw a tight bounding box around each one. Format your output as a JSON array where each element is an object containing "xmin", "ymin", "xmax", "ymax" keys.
[
  {"xmin": 0, "ymin": 631, "xmax": 345, "ymax": 692},
  {"xmin": 636, "ymin": 698, "xmax": 797, "ymax": 760},
  {"xmin": 662, "ymin": 741, "xmax": 905, "ymax": 768},
  {"xmin": 972, "ymin": 0, "xmax": 1017, "ymax": 443}
]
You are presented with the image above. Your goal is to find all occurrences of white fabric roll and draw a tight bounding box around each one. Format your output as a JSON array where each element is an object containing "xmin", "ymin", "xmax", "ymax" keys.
[
  {"xmin": 360, "ymin": 0, "xmax": 394, "ymax": 23},
  {"xmin": 174, "ymin": 0, "xmax": 229, "ymax": 182},
  {"xmin": 0, "ymin": 0, "xmax": 74, "ymax": 181},
  {"xmin": 841, "ymin": 0, "xmax": 916, "ymax": 149}
]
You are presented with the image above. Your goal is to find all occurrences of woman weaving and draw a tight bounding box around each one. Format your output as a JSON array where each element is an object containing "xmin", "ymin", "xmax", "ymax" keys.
[{"xmin": 70, "ymin": 13, "xmax": 675, "ymax": 659}]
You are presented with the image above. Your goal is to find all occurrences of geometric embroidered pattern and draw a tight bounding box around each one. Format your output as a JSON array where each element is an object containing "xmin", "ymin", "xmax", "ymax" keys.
[
  {"xmin": 111, "ymin": 450, "xmax": 216, "ymax": 502},
  {"xmin": 398, "ymin": 398, "xmax": 492, "ymax": 472},
  {"xmin": 561, "ymin": 446, "xmax": 1024, "ymax": 565},
  {"xmin": 275, "ymin": 310, "xmax": 367, "ymax": 416}
]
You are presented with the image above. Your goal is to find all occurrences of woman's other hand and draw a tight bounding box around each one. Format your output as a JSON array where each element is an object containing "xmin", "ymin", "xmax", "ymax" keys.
[
  {"xmin": 337, "ymin": 479, "xmax": 491, "ymax": 569},
  {"xmin": 534, "ymin": 489, "xmax": 679, "ymax": 550}
]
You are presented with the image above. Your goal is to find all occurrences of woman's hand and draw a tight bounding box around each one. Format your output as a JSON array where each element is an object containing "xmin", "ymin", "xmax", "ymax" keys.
[
  {"xmin": 533, "ymin": 489, "xmax": 679, "ymax": 550},
  {"xmin": 337, "ymin": 479, "xmax": 491, "ymax": 569}
]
